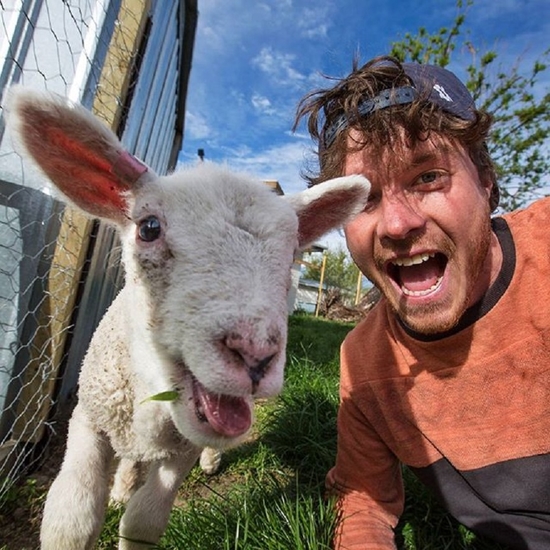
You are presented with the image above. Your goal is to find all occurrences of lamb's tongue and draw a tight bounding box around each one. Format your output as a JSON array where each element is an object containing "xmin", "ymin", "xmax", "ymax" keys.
[{"xmin": 196, "ymin": 383, "xmax": 251, "ymax": 437}]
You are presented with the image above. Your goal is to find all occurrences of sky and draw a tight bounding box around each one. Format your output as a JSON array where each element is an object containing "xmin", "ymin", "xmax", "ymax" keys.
[{"xmin": 178, "ymin": 0, "xmax": 550, "ymax": 249}]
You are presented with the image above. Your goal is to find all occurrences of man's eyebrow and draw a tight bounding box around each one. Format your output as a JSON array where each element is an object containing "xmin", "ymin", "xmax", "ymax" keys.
[{"xmin": 410, "ymin": 145, "xmax": 453, "ymax": 168}]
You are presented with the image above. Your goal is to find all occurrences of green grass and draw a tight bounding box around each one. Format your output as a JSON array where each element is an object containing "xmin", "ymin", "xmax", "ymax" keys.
[
  {"xmin": 96, "ymin": 313, "xmax": 508, "ymax": 549},
  {"xmin": 2, "ymin": 313, "xmax": 509, "ymax": 549}
]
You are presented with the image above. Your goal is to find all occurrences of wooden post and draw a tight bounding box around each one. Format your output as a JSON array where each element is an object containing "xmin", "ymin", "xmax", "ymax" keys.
[
  {"xmin": 354, "ymin": 269, "xmax": 363, "ymax": 305},
  {"xmin": 315, "ymin": 252, "xmax": 327, "ymax": 317}
]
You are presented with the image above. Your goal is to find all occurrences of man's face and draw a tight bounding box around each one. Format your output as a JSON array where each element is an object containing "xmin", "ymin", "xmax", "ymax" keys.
[{"xmin": 343, "ymin": 132, "xmax": 501, "ymax": 334}]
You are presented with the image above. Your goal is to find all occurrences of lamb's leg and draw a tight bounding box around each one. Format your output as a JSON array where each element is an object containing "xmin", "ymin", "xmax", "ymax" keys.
[
  {"xmin": 199, "ymin": 446, "xmax": 222, "ymax": 475},
  {"xmin": 118, "ymin": 444, "xmax": 201, "ymax": 550},
  {"xmin": 40, "ymin": 405, "xmax": 113, "ymax": 550},
  {"xmin": 110, "ymin": 458, "xmax": 146, "ymax": 504}
]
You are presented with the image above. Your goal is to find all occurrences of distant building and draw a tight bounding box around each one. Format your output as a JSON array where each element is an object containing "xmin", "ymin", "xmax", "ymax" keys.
[
  {"xmin": 294, "ymin": 278, "xmax": 328, "ymax": 313},
  {"xmin": 263, "ymin": 179, "xmax": 285, "ymax": 195}
]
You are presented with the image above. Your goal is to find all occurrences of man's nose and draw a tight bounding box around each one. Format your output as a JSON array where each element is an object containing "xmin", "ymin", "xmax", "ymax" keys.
[{"xmin": 376, "ymin": 194, "xmax": 426, "ymax": 241}]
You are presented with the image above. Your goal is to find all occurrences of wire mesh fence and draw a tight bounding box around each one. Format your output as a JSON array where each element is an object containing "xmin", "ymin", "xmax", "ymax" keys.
[{"xmin": 0, "ymin": 0, "xmax": 195, "ymax": 504}]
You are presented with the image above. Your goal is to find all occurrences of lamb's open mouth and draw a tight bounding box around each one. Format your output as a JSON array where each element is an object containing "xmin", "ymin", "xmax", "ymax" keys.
[
  {"xmin": 387, "ymin": 252, "xmax": 447, "ymax": 297},
  {"xmin": 191, "ymin": 375, "xmax": 251, "ymax": 438}
]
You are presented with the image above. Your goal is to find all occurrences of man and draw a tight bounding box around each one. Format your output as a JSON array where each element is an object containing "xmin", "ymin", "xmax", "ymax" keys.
[{"xmin": 294, "ymin": 56, "xmax": 550, "ymax": 549}]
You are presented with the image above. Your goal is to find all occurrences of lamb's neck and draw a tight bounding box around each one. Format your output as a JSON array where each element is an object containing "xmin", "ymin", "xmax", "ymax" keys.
[{"xmin": 119, "ymin": 280, "xmax": 174, "ymax": 395}]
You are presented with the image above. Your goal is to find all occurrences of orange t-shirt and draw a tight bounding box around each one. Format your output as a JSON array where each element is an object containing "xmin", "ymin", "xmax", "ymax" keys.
[{"xmin": 328, "ymin": 197, "xmax": 550, "ymax": 549}]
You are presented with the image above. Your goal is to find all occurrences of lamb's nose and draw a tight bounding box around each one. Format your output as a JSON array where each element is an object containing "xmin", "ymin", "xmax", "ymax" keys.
[
  {"xmin": 224, "ymin": 329, "xmax": 280, "ymax": 390},
  {"xmin": 247, "ymin": 353, "xmax": 276, "ymax": 384}
]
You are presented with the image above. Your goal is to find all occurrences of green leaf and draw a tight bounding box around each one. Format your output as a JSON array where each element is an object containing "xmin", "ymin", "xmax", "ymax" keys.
[{"xmin": 140, "ymin": 390, "xmax": 179, "ymax": 404}]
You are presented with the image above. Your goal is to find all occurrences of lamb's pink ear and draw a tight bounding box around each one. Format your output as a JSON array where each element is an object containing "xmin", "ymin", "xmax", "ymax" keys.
[
  {"xmin": 286, "ymin": 175, "xmax": 371, "ymax": 248},
  {"xmin": 5, "ymin": 86, "xmax": 150, "ymax": 223}
]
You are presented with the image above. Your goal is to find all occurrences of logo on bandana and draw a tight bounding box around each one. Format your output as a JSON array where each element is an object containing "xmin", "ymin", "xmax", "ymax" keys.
[{"xmin": 434, "ymin": 84, "xmax": 452, "ymax": 102}]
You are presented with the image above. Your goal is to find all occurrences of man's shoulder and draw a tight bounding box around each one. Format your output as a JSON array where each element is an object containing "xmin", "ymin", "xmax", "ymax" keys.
[
  {"xmin": 500, "ymin": 196, "xmax": 550, "ymax": 254},
  {"xmin": 503, "ymin": 196, "xmax": 550, "ymax": 225},
  {"xmin": 346, "ymin": 298, "xmax": 388, "ymax": 341}
]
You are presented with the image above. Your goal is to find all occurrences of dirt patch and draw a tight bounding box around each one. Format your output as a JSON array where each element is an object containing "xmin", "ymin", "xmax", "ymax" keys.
[
  {"xmin": 0, "ymin": 415, "xmax": 260, "ymax": 549},
  {"xmin": 0, "ymin": 413, "xmax": 69, "ymax": 550}
]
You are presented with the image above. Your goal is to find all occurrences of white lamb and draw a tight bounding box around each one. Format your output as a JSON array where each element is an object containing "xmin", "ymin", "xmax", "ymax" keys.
[{"xmin": 6, "ymin": 87, "xmax": 370, "ymax": 550}]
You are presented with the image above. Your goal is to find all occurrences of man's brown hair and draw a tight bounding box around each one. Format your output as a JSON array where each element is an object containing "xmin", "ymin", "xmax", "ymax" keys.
[{"xmin": 294, "ymin": 56, "xmax": 499, "ymax": 211}]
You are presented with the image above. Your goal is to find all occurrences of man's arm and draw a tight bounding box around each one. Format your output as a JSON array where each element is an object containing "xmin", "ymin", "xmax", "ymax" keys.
[{"xmin": 328, "ymin": 387, "xmax": 404, "ymax": 549}]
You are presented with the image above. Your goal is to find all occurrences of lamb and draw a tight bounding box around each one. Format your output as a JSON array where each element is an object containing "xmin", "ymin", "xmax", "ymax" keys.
[{"xmin": 6, "ymin": 87, "xmax": 370, "ymax": 550}]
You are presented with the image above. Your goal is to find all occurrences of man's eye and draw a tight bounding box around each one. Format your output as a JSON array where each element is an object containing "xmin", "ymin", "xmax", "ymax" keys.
[
  {"xmin": 412, "ymin": 171, "xmax": 447, "ymax": 190},
  {"xmin": 419, "ymin": 171, "xmax": 438, "ymax": 184}
]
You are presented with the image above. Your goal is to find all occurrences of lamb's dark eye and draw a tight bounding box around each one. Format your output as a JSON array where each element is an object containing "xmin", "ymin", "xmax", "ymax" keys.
[{"xmin": 138, "ymin": 216, "xmax": 162, "ymax": 242}]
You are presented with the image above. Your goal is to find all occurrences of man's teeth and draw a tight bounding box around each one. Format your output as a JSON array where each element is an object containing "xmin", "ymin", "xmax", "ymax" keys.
[
  {"xmin": 392, "ymin": 252, "xmax": 433, "ymax": 267},
  {"xmin": 391, "ymin": 252, "xmax": 443, "ymax": 297},
  {"xmin": 402, "ymin": 277, "xmax": 443, "ymax": 297}
]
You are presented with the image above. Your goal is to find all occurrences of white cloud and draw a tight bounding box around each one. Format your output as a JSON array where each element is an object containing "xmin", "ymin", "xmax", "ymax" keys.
[
  {"xmin": 296, "ymin": 6, "xmax": 331, "ymax": 39},
  {"xmin": 316, "ymin": 227, "xmax": 348, "ymax": 251},
  {"xmin": 216, "ymin": 140, "xmax": 309, "ymax": 193},
  {"xmin": 251, "ymin": 93, "xmax": 276, "ymax": 115},
  {"xmin": 178, "ymin": 138, "xmax": 308, "ymax": 186},
  {"xmin": 251, "ymin": 47, "xmax": 306, "ymax": 88},
  {"xmin": 300, "ymin": 23, "xmax": 329, "ymax": 39},
  {"xmin": 184, "ymin": 111, "xmax": 212, "ymax": 140}
]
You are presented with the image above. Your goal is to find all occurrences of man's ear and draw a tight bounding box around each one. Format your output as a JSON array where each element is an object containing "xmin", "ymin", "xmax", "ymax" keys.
[
  {"xmin": 488, "ymin": 180, "xmax": 500, "ymax": 212},
  {"xmin": 285, "ymin": 175, "xmax": 370, "ymax": 249}
]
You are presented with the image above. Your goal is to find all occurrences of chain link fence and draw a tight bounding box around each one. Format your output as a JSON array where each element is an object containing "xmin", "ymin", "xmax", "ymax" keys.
[{"xmin": 0, "ymin": 0, "xmax": 197, "ymax": 503}]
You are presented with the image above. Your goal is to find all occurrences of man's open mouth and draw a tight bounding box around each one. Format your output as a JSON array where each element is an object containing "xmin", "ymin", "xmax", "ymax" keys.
[
  {"xmin": 387, "ymin": 252, "xmax": 447, "ymax": 297},
  {"xmin": 191, "ymin": 375, "xmax": 252, "ymax": 438}
]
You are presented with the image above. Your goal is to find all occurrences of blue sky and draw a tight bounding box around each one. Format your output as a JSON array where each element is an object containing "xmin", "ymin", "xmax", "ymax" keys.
[{"xmin": 179, "ymin": 0, "xmax": 549, "ymax": 249}]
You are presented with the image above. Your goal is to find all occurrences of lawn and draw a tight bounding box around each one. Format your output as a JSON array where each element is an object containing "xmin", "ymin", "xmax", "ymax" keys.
[
  {"xmin": 1, "ymin": 313, "xmax": 509, "ymax": 549},
  {"xmin": 97, "ymin": 313, "xmax": 508, "ymax": 549}
]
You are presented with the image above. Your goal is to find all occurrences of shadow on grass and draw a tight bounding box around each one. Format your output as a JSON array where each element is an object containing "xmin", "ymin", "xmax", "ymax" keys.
[{"xmin": 260, "ymin": 389, "xmax": 338, "ymax": 483}]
